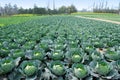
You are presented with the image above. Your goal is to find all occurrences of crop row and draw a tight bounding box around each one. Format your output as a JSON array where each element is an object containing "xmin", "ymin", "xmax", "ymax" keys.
[{"xmin": 0, "ymin": 16, "xmax": 120, "ymax": 80}]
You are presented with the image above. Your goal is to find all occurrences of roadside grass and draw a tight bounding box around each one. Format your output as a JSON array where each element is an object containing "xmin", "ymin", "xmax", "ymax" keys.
[{"xmin": 72, "ymin": 12, "xmax": 120, "ymax": 22}]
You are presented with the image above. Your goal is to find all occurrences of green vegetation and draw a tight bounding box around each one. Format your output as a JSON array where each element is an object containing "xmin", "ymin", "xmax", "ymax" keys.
[
  {"xmin": 13, "ymin": 14, "xmax": 35, "ymax": 17},
  {"xmin": 72, "ymin": 63, "xmax": 88, "ymax": 78},
  {"xmin": 72, "ymin": 12, "xmax": 120, "ymax": 22},
  {"xmin": 0, "ymin": 16, "xmax": 120, "ymax": 80},
  {"xmin": 0, "ymin": 3, "xmax": 77, "ymax": 16},
  {"xmin": 19, "ymin": 60, "xmax": 40, "ymax": 77},
  {"xmin": 0, "ymin": 15, "xmax": 39, "ymax": 26},
  {"xmin": 90, "ymin": 60, "xmax": 111, "ymax": 76}
]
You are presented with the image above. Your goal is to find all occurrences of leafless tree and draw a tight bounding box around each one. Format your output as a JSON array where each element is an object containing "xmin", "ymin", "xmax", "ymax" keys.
[{"xmin": 118, "ymin": 2, "xmax": 120, "ymax": 14}]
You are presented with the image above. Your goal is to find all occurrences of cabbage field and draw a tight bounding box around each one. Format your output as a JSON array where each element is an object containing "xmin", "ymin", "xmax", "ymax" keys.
[{"xmin": 0, "ymin": 16, "xmax": 120, "ymax": 80}]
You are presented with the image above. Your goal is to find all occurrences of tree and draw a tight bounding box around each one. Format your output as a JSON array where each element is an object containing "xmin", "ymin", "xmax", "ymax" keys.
[
  {"xmin": 66, "ymin": 6, "xmax": 71, "ymax": 14},
  {"xmin": 13, "ymin": 4, "xmax": 18, "ymax": 14},
  {"xmin": 8, "ymin": 3, "xmax": 13, "ymax": 15},
  {"xmin": 28, "ymin": 8, "xmax": 33, "ymax": 14},
  {"xmin": 0, "ymin": 5, "xmax": 2, "ymax": 16},
  {"xmin": 0, "ymin": 6, "xmax": 5, "ymax": 16},
  {"xmin": 18, "ymin": 7, "xmax": 25, "ymax": 14},
  {"xmin": 69, "ymin": 5, "xmax": 77, "ymax": 13},
  {"xmin": 58, "ymin": 6, "xmax": 67, "ymax": 13},
  {"xmin": 4, "ymin": 4, "xmax": 9, "ymax": 15},
  {"xmin": 93, "ymin": 1, "xmax": 118, "ymax": 13},
  {"xmin": 53, "ymin": 9, "xmax": 58, "ymax": 14},
  {"xmin": 118, "ymin": 2, "xmax": 120, "ymax": 14},
  {"xmin": 58, "ymin": 5, "xmax": 77, "ymax": 14},
  {"xmin": 37, "ymin": 8, "xmax": 47, "ymax": 14},
  {"xmin": 33, "ymin": 4, "xmax": 38, "ymax": 14},
  {"xmin": 66, "ymin": 5, "xmax": 77, "ymax": 14},
  {"xmin": 0, "ymin": 3, "xmax": 78, "ymax": 16},
  {"xmin": 0, "ymin": 3, "xmax": 18, "ymax": 16}
]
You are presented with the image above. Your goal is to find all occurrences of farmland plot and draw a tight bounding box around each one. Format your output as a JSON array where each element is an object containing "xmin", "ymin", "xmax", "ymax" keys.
[
  {"xmin": 0, "ymin": 15, "xmax": 39, "ymax": 27},
  {"xmin": 0, "ymin": 16, "xmax": 120, "ymax": 80}
]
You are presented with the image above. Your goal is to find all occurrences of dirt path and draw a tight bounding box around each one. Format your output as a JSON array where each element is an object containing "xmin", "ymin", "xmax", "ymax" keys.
[{"xmin": 76, "ymin": 16, "xmax": 120, "ymax": 25}]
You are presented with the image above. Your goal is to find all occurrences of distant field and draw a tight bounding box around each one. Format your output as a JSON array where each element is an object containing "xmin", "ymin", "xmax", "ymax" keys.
[
  {"xmin": 72, "ymin": 12, "xmax": 120, "ymax": 22},
  {"xmin": 0, "ymin": 14, "xmax": 41, "ymax": 27}
]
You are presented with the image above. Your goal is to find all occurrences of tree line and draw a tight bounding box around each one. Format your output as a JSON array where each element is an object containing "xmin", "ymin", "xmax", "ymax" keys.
[
  {"xmin": 0, "ymin": 3, "xmax": 77, "ymax": 16},
  {"xmin": 0, "ymin": 3, "xmax": 18, "ymax": 16},
  {"xmin": 93, "ymin": 1, "xmax": 120, "ymax": 14}
]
